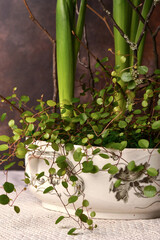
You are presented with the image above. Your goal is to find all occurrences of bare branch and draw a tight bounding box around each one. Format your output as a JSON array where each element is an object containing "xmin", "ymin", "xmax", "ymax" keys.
[
  {"xmin": 23, "ymin": 0, "xmax": 55, "ymax": 44},
  {"xmin": 0, "ymin": 95, "xmax": 24, "ymax": 114},
  {"xmin": 136, "ymin": 2, "xmax": 156, "ymax": 48},
  {"xmin": 87, "ymin": 4, "xmax": 114, "ymax": 38},
  {"xmin": 72, "ymin": 30, "xmax": 110, "ymax": 75},
  {"xmin": 52, "ymin": 42, "xmax": 58, "ymax": 105},
  {"xmin": 98, "ymin": 0, "xmax": 137, "ymax": 51}
]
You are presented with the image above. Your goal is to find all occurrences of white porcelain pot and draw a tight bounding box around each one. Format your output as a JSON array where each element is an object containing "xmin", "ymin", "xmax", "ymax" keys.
[{"xmin": 25, "ymin": 141, "xmax": 160, "ymax": 219}]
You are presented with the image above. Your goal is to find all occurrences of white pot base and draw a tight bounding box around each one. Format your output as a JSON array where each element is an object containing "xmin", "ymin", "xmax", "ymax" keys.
[
  {"xmin": 25, "ymin": 142, "xmax": 160, "ymax": 220},
  {"xmin": 41, "ymin": 202, "xmax": 160, "ymax": 220}
]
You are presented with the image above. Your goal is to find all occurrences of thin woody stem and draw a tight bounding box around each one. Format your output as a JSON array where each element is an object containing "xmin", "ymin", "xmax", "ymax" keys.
[
  {"xmin": 52, "ymin": 42, "xmax": 58, "ymax": 105},
  {"xmin": 0, "ymin": 95, "xmax": 24, "ymax": 114},
  {"xmin": 23, "ymin": 0, "xmax": 57, "ymax": 103},
  {"xmin": 152, "ymin": 25, "xmax": 160, "ymax": 68},
  {"xmin": 136, "ymin": 2, "xmax": 155, "ymax": 49},
  {"xmin": 23, "ymin": 0, "xmax": 55, "ymax": 44},
  {"xmin": 72, "ymin": 30, "xmax": 110, "ymax": 75},
  {"xmin": 98, "ymin": 0, "xmax": 137, "ymax": 51},
  {"xmin": 87, "ymin": 4, "xmax": 114, "ymax": 38}
]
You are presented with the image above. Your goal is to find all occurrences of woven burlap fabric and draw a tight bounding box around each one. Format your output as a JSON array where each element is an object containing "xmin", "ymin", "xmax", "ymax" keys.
[{"xmin": 0, "ymin": 171, "xmax": 160, "ymax": 240}]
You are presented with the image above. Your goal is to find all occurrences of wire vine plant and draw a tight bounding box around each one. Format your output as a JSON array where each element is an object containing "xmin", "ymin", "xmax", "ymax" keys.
[{"xmin": 0, "ymin": 0, "xmax": 160, "ymax": 235}]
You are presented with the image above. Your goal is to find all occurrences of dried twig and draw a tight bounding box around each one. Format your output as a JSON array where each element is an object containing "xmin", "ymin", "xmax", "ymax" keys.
[
  {"xmin": 23, "ymin": 0, "xmax": 58, "ymax": 103},
  {"xmin": 0, "ymin": 95, "xmax": 24, "ymax": 114},
  {"xmin": 52, "ymin": 42, "xmax": 58, "ymax": 105},
  {"xmin": 72, "ymin": 30, "xmax": 110, "ymax": 75},
  {"xmin": 87, "ymin": 4, "xmax": 114, "ymax": 38},
  {"xmin": 83, "ymin": 25, "xmax": 95, "ymax": 89},
  {"xmin": 98, "ymin": 0, "xmax": 137, "ymax": 51},
  {"xmin": 23, "ymin": 0, "xmax": 55, "ymax": 44}
]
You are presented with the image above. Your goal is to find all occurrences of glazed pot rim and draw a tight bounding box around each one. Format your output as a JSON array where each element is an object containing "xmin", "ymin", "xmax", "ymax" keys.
[{"xmin": 32, "ymin": 140, "xmax": 159, "ymax": 152}]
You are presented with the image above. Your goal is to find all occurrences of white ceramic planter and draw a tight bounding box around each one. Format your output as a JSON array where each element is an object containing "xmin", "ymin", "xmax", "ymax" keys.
[{"xmin": 25, "ymin": 141, "xmax": 160, "ymax": 219}]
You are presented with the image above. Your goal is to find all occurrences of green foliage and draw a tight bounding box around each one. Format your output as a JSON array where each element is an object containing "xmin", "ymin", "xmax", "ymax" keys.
[
  {"xmin": 0, "ymin": 1, "xmax": 159, "ymax": 235},
  {"xmin": 3, "ymin": 182, "xmax": 15, "ymax": 193},
  {"xmin": 67, "ymin": 228, "xmax": 77, "ymax": 235},
  {"xmin": 55, "ymin": 216, "xmax": 65, "ymax": 224},
  {"xmin": 14, "ymin": 206, "xmax": 20, "ymax": 213},
  {"xmin": 0, "ymin": 194, "xmax": 10, "ymax": 205},
  {"xmin": 68, "ymin": 195, "xmax": 78, "ymax": 204},
  {"xmin": 43, "ymin": 186, "xmax": 54, "ymax": 194},
  {"xmin": 144, "ymin": 185, "xmax": 157, "ymax": 198}
]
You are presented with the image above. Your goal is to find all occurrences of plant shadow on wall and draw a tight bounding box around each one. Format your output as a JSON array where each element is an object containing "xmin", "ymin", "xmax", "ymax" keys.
[{"xmin": 0, "ymin": 0, "xmax": 160, "ymax": 235}]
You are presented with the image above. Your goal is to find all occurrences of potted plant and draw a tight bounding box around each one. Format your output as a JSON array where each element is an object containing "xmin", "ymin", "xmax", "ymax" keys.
[{"xmin": 0, "ymin": 0, "xmax": 160, "ymax": 235}]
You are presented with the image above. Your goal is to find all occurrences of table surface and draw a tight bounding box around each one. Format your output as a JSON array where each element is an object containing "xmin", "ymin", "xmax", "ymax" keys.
[{"xmin": 0, "ymin": 171, "xmax": 160, "ymax": 240}]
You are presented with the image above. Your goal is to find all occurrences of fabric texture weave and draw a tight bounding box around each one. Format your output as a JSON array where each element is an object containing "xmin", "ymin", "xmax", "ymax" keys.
[{"xmin": 0, "ymin": 171, "xmax": 160, "ymax": 240}]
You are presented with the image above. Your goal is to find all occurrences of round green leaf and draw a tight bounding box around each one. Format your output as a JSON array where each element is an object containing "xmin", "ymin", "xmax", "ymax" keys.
[
  {"xmin": 49, "ymin": 168, "xmax": 56, "ymax": 175},
  {"xmin": 14, "ymin": 206, "xmax": 20, "ymax": 213},
  {"xmin": 47, "ymin": 100, "xmax": 56, "ymax": 107},
  {"xmin": 21, "ymin": 95, "xmax": 30, "ymax": 103},
  {"xmin": 138, "ymin": 139, "xmax": 149, "ymax": 148},
  {"xmin": 8, "ymin": 119, "xmax": 15, "ymax": 128},
  {"xmin": 144, "ymin": 185, "xmax": 157, "ymax": 198},
  {"xmin": 62, "ymin": 181, "xmax": 68, "ymax": 189},
  {"xmin": 94, "ymin": 138, "xmax": 102, "ymax": 145},
  {"xmin": 82, "ymin": 199, "xmax": 89, "ymax": 207},
  {"xmin": 114, "ymin": 179, "xmax": 121, "ymax": 188},
  {"xmin": 75, "ymin": 208, "xmax": 83, "ymax": 217},
  {"xmin": 82, "ymin": 137, "xmax": 88, "ymax": 144},
  {"xmin": 73, "ymin": 148, "xmax": 83, "ymax": 162},
  {"xmin": 52, "ymin": 142, "xmax": 59, "ymax": 151},
  {"xmin": 67, "ymin": 228, "xmax": 77, "ymax": 235},
  {"xmin": 118, "ymin": 120, "xmax": 127, "ymax": 129},
  {"xmin": 92, "ymin": 148, "xmax": 101, "ymax": 155},
  {"xmin": 3, "ymin": 182, "xmax": 14, "ymax": 193},
  {"xmin": 55, "ymin": 216, "xmax": 65, "ymax": 224},
  {"xmin": 121, "ymin": 72, "xmax": 132, "ymax": 82},
  {"xmin": 0, "ymin": 135, "xmax": 10, "ymax": 142},
  {"xmin": 79, "ymin": 214, "xmax": 88, "ymax": 223},
  {"xmin": 87, "ymin": 219, "xmax": 93, "ymax": 225},
  {"xmin": 152, "ymin": 120, "xmax": 160, "ymax": 130},
  {"xmin": 26, "ymin": 117, "xmax": 36, "ymax": 123},
  {"xmin": 0, "ymin": 194, "xmax": 10, "ymax": 205},
  {"xmin": 0, "ymin": 144, "xmax": 8, "ymax": 151},
  {"xmin": 70, "ymin": 175, "xmax": 78, "ymax": 182},
  {"xmin": 138, "ymin": 66, "xmax": 148, "ymax": 74},
  {"xmin": 96, "ymin": 98, "xmax": 103, "ymax": 105},
  {"xmin": 142, "ymin": 100, "xmax": 148, "ymax": 107},
  {"xmin": 108, "ymin": 165, "xmax": 119, "ymax": 175},
  {"xmin": 24, "ymin": 178, "xmax": 30, "ymax": 184},
  {"xmin": 65, "ymin": 143, "xmax": 74, "ymax": 151},
  {"xmin": 127, "ymin": 161, "xmax": 136, "ymax": 171},
  {"xmin": 127, "ymin": 80, "xmax": 136, "ymax": 90},
  {"xmin": 68, "ymin": 195, "xmax": 78, "ymax": 204},
  {"xmin": 43, "ymin": 186, "xmax": 54, "ymax": 194},
  {"xmin": 1, "ymin": 113, "xmax": 7, "ymax": 122},
  {"xmin": 91, "ymin": 112, "xmax": 101, "ymax": 120},
  {"xmin": 147, "ymin": 168, "xmax": 158, "ymax": 177},
  {"xmin": 90, "ymin": 211, "xmax": 96, "ymax": 217},
  {"xmin": 99, "ymin": 153, "xmax": 109, "ymax": 159}
]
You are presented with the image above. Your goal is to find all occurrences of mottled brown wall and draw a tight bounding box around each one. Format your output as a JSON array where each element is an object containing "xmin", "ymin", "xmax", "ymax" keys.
[{"xmin": 0, "ymin": 0, "xmax": 159, "ymax": 169}]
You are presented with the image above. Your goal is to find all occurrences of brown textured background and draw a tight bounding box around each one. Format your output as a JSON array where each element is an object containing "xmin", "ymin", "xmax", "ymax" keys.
[{"xmin": 0, "ymin": 0, "xmax": 160, "ymax": 169}]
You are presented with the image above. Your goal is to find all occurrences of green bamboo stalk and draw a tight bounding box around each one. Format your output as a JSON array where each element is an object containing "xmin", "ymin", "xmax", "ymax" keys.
[
  {"xmin": 66, "ymin": 0, "xmax": 76, "ymax": 30},
  {"xmin": 56, "ymin": 0, "xmax": 86, "ymax": 117},
  {"xmin": 130, "ymin": 0, "xmax": 140, "ymax": 66},
  {"xmin": 135, "ymin": 0, "xmax": 153, "ymax": 65},
  {"xmin": 56, "ymin": 0, "xmax": 74, "ymax": 116},
  {"xmin": 113, "ymin": 0, "xmax": 131, "ymax": 71},
  {"xmin": 74, "ymin": 0, "xmax": 86, "ymax": 65},
  {"xmin": 113, "ymin": 0, "xmax": 132, "ymax": 113}
]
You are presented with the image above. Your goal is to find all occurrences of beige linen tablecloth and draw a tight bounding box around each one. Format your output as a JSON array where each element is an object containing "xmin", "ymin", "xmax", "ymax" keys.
[{"xmin": 0, "ymin": 171, "xmax": 160, "ymax": 240}]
